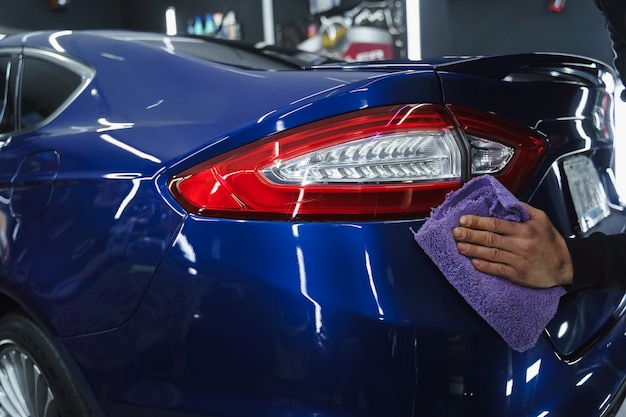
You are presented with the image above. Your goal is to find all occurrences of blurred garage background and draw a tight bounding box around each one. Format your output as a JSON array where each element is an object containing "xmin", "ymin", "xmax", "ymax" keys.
[{"xmin": 0, "ymin": 0, "xmax": 624, "ymax": 199}]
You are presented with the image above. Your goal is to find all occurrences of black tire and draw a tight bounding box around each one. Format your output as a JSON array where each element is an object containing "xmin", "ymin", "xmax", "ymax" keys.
[{"xmin": 0, "ymin": 313, "xmax": 92, "ymax": 417}]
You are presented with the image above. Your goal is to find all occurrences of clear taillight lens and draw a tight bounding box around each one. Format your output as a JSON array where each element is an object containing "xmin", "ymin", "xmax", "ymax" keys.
[
  {"xmin": 169, "ymin": 104, "xmax": 546, "ymax": 220},
  {"xmin": 469, "ymin": 136, "xmax": 514, "ymax": 174},
  {"xmin": 262, "ymin": 130, "xmax": 462, "ymax": 185}
]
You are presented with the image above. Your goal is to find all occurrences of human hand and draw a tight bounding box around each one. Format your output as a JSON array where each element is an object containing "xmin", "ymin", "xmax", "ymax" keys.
[{"xmin": 452, "ymin": 203, "xmax": 574, "ymax": 288}]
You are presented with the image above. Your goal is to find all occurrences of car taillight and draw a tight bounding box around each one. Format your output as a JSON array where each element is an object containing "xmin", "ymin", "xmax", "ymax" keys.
[{"xmin": 169, "ymin": 104, "xmax": 546, "ymax": 220}]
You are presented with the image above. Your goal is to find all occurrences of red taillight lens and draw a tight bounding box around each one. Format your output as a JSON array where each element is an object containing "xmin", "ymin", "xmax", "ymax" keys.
[{"xmin": 169, "ymin": 104, "xmax": 546, "ymax": 220}]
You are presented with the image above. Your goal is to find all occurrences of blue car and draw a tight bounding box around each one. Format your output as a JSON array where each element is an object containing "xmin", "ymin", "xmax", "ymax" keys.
[{"xmin": 0, "ymin": 30, "xmax": 624, "ymax": 417}]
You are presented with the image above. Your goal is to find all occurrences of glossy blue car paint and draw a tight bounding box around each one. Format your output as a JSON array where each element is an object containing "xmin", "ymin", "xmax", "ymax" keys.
[{"xmin": 0, "ymin": 30, "xmax": 624, "ymax": 417}]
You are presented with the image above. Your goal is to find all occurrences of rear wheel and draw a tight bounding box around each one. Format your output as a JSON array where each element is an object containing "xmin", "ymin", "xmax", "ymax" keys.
[{"xmin": 0, "ymin": 313, "xmax": 92, "ymax": 417}]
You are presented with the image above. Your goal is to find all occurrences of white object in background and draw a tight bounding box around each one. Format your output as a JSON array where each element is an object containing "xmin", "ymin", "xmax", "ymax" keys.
[
  {"xmin": 615, "ymin": 83, "xmax": 626, "ymax": 202},
  {"xmin": 165, "ymin": 7, "xmax": 177, "ymax": 36},
  {"xmin": 262, "ymin": 0, "xmax": 275, "ymax": 44},
  {"xmin": 223, "ymin": 11, "xmax": 241, "ymax": 40},
  {"xmin": 406, "ymin": 0, "xmax": 421, "ymax": 60},
  {"xmin": 310, "ymin": 0, "xmax": 341, "ymax": 15}
]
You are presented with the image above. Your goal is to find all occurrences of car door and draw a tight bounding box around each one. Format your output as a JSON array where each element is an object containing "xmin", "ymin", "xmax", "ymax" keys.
[
  {"xmin": 0, "ymin": 48, "xmax": 90, "ymax": 293},
  {"xmin": 0, "ymin": 51, "xmax": 20, "ymax": 263}
]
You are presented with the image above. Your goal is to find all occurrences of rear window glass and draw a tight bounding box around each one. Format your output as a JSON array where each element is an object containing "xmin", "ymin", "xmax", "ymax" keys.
[
  {"xmin": 139, "ymin": 38, "xmax": 328, "ymax": 70},
  {"xmin": 0, "ymin": 55, "xmax": 13, "ymax": 134},
  {"xmin": 20, "ymin": 56, "xmax": 82, "ymax": 129}
]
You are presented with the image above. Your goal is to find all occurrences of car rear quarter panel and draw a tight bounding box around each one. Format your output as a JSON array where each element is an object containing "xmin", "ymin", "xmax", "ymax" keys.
[
  {"xmin": 60, "ymin": 214, "xmax": 626, "ymax": 417},
  {"xmin": 60, "ymin": 57, "xmax": 626, "ymax": 416},
  {"xmin": 0, "ymin": 35, "xmax": 442, "ymax": 338}
]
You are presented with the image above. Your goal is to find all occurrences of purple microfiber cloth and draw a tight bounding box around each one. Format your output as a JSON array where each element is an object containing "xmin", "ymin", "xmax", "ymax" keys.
[{"xmin": 413, "ymin": 175, "xmax": 566, "ymax": 352}]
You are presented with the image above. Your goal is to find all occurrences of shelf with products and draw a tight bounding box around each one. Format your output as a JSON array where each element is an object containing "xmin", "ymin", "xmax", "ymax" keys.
[{"xmin": 186, "ymin": 11, "xmax": 242, "ymax": 40}]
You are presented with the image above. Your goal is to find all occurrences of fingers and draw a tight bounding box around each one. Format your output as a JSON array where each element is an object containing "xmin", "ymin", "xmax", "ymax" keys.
[
  {"xmin": 452, "ymin": 222, "xmax": 515, "ymax": 253},
  {"xmin": 455, "ymin": 237, "xmax": 516, "ymax": 268},
  {"xmin": 458, "ymin": 214, "xmax": 521, "ymax": 236},
  {"xmin": 455, "ymin": 239, "xmax": 523, "ymax": 283},
  {"xmin": 449, "ymin": 204, "xmax": 573, "ymax": 288},
  {"xmin": 468, "ymin": 257, "xmax": 519, "ymax": 282},
  {"xmin": 452, "ymin": 215, "xmax": 525, "ymax": 283}
]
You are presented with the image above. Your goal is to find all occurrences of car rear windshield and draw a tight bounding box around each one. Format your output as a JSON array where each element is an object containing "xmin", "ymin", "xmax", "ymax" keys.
[{"xmin": 138, "ymin": 37, "xmax": 329, "ymax": 71}]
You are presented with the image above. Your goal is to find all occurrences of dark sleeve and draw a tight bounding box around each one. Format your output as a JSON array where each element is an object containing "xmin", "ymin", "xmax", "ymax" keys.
[
  {"xmin": 566, "ymin": 233, "xmax": 626, "ymax": 291},
  {"xmin": 594, "ymin": 0, "xmax": 626, "ymax": 98}
]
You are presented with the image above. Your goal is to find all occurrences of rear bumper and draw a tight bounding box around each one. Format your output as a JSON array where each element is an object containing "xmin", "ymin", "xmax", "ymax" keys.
[{"xmin": 59, "ymin": 215, "xmax": 626, "ymax": 417}]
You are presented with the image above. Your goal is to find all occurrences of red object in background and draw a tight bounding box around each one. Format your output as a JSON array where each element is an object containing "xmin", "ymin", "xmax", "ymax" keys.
[
  {"xmin": 549, "ymin": 0, "xmax": 566, "ymax": 12},
  {"xmin": 340, "ymin": 26, "xmax": 395, "ymax": 62},
  {"xmin": 343, "ymin": 42, "xmax": 394, "ymax": 62},
  {"xmin": 47, "ymin": 0, "xmax": 70, "ymax": 11}
]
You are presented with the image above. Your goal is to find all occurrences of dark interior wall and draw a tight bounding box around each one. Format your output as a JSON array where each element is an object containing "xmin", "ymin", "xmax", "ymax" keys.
[
  {"xmin": 119, "ymin": 0, "xmax": 264, "ymax": 41},
  {"xmin": 272, "ymin": 0, "xmax": 363, "ymax": 27},
  {"xmin": 0, "ymin": 0, "xmax": 616, "ymax": 68},
  {"xmin": 0, "ymin": 0, "xmax": 374, "ymax": 43},
  {"xmin": 420, "ymin": 0, "xmax": 615, "ymax": 68},
  {"xmin": 0, "ymin": 0, "xmax": 124, "ymax": 30},
  {"xmin": 0, "ymin": 0, "xmax": 266, "ymax": 41},
  {"xmin": 273, "ymin": 1, "xmax": 309, "ymax": 29},
  {"xmin": 119, "ymin": 0, "xmax": 364, "ymax": 44}
]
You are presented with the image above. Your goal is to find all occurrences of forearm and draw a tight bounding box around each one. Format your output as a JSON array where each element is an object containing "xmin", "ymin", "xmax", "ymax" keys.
[{"xmin": 566, "ymin": 233, "xmax": 626, "ymax": 291}]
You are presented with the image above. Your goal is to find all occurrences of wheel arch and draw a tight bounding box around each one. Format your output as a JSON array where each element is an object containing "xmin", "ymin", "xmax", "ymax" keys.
[{"xmin": 0, "ymin": 293, "xmax": 105, "ymax": 417}]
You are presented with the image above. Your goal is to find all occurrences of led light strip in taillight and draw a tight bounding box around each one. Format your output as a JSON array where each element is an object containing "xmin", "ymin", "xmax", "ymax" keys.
[{"xmin": 169, "ymin": 104, "xmax": 546, "ymax": 220}]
